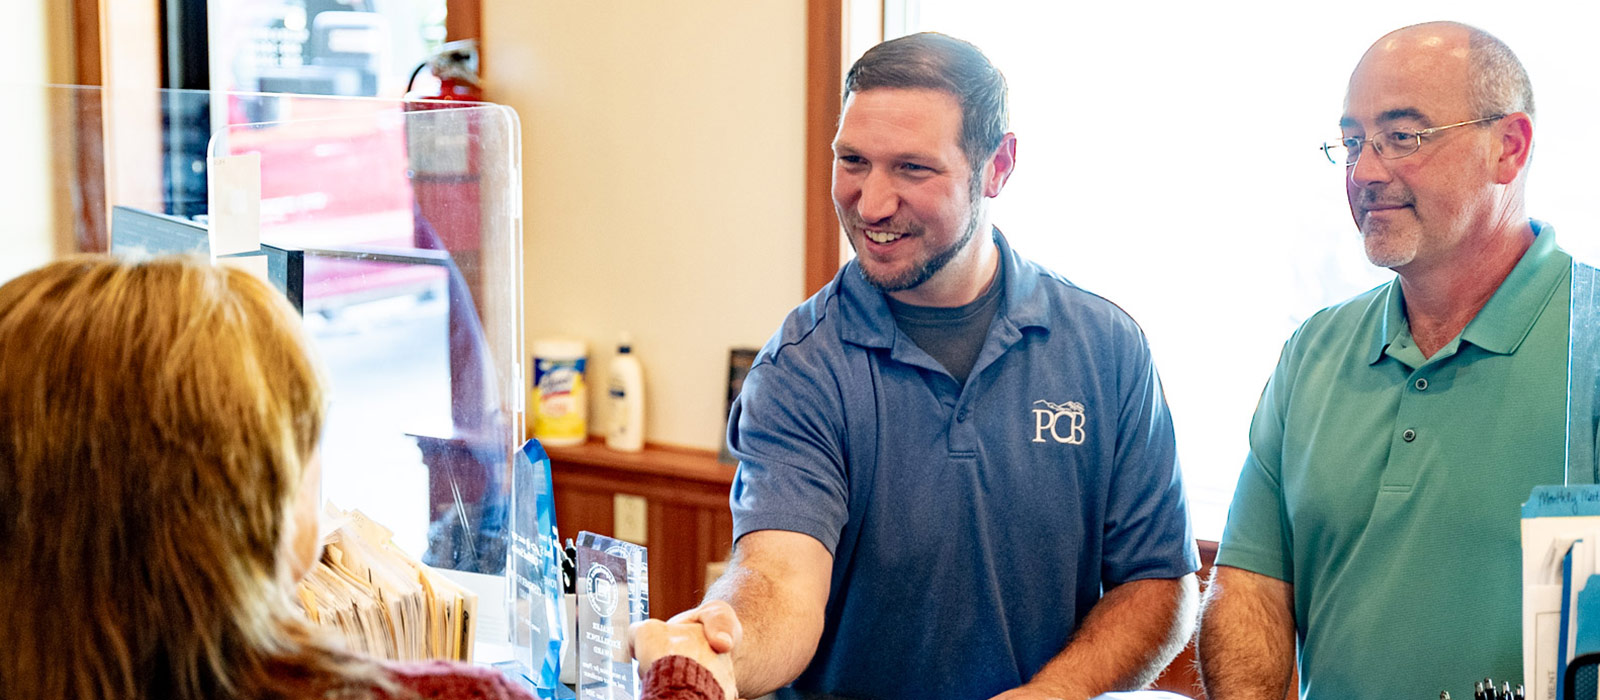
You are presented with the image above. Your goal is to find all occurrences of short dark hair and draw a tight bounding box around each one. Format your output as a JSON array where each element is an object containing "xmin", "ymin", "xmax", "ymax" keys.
[{"xmin": 843, "ymin": 32, "xmax": 1008, "ymax": 176}]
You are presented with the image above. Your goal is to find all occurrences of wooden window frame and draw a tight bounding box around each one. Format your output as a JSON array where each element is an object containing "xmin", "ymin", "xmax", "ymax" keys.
[
  {"xmin": 804, "ymin": 0, "xmax": 846, "ymax": 297},
  {"xmin": 445, "ymin": 0, "xmax": 481, "ymax": 45}
]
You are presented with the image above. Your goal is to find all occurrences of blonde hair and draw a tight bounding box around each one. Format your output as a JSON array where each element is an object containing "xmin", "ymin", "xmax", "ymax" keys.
[{"xmin": 0, "ymin": 255, "xmax": 394, "ymax": 699}]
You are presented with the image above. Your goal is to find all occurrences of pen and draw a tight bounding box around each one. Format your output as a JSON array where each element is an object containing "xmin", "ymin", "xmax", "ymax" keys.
[{"xmin": 562, "ymin": 539, "xmax": 577, "ymax": 594}]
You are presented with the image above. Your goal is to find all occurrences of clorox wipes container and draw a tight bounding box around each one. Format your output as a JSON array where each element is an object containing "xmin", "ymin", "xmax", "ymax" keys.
[{"xmin": 531, "ymin": 338, "xmax": 588, "ymax": 446}]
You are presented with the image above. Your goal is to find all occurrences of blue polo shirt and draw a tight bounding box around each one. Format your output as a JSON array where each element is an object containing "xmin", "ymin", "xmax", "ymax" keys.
[{"xmin": 727, "ymin": 230, "xmax": 1199, "ymax": 699}]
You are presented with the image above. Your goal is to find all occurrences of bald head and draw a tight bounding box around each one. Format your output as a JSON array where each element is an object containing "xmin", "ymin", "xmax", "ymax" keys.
[{"xmin": 1356, "ymin": 21, "xmax": 1534, "ymax": 124}]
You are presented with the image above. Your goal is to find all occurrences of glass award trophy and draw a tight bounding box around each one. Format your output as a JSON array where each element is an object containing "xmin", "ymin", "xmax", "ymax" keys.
[
  {"xmin": 575, "ymin": 532, "xmax": 649, "ymax": 700},
  {"xmin": 509, "ymin": 439, "xmax": 566, "ymax": 691}
]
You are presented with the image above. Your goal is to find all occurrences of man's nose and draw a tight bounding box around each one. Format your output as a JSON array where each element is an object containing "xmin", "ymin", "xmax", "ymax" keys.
[
  {"xmin": 1348, "ymin": 142, "xmax": 1392, "ymax": 187},
  {"xmin": 856, "ymin": 168, "xmax": 899, "ymax": 223}
]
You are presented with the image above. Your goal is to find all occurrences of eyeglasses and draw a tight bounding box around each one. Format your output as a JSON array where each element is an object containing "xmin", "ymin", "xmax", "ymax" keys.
[{"xmin": 1321, "ymin": 115, "xmax": 1504, "ymax": 165}]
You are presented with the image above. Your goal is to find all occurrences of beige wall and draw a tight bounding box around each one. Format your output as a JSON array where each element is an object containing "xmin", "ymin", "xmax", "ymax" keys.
[
  {"xmin": 483, "ymin": 1, "xmax": 808, "ymax": 451},
  {"xmin": 3, "ymin": 0, "xmax": 74, "ymax": 282}
]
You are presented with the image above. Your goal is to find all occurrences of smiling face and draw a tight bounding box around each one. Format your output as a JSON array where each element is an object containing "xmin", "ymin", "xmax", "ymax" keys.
[
  {"xmin": 1343, "ymin": 26, "xmax": 1502, "ymax": 273},
  {"xmin": 832, "ymin": 87, "xmax": 997, "ymax": 305}
]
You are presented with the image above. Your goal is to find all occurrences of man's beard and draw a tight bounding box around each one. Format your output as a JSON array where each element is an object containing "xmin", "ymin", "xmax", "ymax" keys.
[
  {"xmin": 1362, "ymin": 223, "xmax": 1420, "ymax": 268},
  {"xmin": 847, "ymin": 175, "xmax": 986, "ymax": 293},
  {"xmin": 1355, "ymin": 185, "xmax": 1419, "ymax": 268}
]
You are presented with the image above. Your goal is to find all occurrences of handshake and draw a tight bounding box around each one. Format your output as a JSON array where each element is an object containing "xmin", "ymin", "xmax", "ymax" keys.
[{"xmin": 629, "ymin": 600, "xmax": 743, "ymax": 700}]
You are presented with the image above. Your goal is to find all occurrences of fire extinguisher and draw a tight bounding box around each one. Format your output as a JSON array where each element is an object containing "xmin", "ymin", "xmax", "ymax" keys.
[{"xmin": 405, "ymin": 39, "xmax": 484, "ymax": 104}]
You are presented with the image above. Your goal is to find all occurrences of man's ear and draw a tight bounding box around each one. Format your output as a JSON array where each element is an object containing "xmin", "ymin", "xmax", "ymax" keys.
[
  {"xmin": 1492, "ymin": 113, "xmax": 1533, "ymax": 185},
  {"xmin": 983, "ymin": 133, "xmax": 1018, "ymax": 198}
]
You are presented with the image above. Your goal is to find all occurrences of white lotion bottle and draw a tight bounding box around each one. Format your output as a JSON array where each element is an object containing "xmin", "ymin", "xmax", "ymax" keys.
[{"xmin": 606, "ymin": 334, "xmax": 645, "ymax": 452}]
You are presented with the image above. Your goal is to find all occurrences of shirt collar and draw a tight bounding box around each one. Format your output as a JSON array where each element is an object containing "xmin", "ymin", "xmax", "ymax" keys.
[
  {"xmin": 1366, "ymin": 220, "xmax": 1568, "ymax": 365},
  {"xmin": 837, "ymin": 228, "xmax": 1050, "ymax": 349}
]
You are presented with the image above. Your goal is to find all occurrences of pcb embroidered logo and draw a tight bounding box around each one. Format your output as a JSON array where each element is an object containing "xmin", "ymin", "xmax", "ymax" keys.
[{"xmin": 1031, "ymin": 399, "xmax": 1086, "ymax": 445}]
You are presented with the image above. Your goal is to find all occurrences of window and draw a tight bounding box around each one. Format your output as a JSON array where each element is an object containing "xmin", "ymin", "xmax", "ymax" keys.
[{"xmin": 879, "ymin": 1, "xmax": 1600, "ymax": 538}]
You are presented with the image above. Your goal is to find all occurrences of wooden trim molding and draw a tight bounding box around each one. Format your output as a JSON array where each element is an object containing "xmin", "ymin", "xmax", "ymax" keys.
[
  {"xmin": 445, "ymin": 0, "xmax": 481, "ymax": 44},
  {"xmin": 73, "ymin": 0, "xmax": 101, "ymax": 85},
  {"xmin": 803, "ymin": 0, "xmax": 844, "ymax": 297},
  {"xmin": 69, "ymin": 0, "xmax": 106, "ymax": 253}
]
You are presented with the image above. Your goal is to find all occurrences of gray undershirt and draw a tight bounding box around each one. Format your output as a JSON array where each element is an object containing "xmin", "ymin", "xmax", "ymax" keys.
[{"xmin": 885, "ymin": 261, "xmax": 1005, "ymax": 386}]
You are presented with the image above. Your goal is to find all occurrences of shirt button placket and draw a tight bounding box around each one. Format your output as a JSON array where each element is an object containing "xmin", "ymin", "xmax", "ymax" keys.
[
  {"xmin": 1382, "ymin": 369, "xmax": 1429, "ymax": 492},
  {"xmin": 948, "ymin": 403, "xmax": 976, "ymax": 453},
  {"xmin": 1403, "ymin": 373, "xmax": 1427, "ymax": 443}
]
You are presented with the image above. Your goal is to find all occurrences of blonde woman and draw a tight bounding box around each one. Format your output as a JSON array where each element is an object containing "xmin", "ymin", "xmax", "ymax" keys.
[{"xmin": 0, "ymin": 256, "xmax": 536, "ymax": 700}]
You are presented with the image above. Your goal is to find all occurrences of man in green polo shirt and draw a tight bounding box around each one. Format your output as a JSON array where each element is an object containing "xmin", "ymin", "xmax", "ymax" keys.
[{"xmin": 1196, "ymin": 21, "xmax": 1569, "ymax": 699}]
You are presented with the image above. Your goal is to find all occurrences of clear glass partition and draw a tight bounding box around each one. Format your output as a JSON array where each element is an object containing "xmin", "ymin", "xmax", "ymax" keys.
[{"xmin": 5, "ymin": 85, "xmax": 524, "ymax": 573}]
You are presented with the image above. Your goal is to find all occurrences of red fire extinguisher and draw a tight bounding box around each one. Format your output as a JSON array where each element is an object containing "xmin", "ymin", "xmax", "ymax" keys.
[{"xmin": 405, "ymin": 39, "xmax": 485, "ymax": 104}]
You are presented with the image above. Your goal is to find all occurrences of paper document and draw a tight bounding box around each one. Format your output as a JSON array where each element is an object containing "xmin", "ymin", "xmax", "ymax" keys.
[
  {"xmin": 295, "ymin": 503, "xmax": 479, "ymax": 662},
  {"xmin": 1522, "ymin": 485, "xmax": 1600, "ymax": 700}
]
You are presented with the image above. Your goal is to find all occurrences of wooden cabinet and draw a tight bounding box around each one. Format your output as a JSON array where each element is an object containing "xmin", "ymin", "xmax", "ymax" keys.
[{"xmin": 545, "ymin": 438, "xmax": 736, "ymax": 620}]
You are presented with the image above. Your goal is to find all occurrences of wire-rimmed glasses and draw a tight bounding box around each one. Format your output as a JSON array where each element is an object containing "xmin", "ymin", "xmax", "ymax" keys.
[{"xmin": 1321, "ymin": 115, "xmax": 1505, "ymax": 165}]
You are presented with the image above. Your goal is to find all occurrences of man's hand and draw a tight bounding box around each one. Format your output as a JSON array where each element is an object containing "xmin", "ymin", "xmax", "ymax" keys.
[
  {"xmin": 667, "ymin": 599, "xmax": 744, "ymax": 654},
  {"xmin": 631, "ymin": 619, "xmax": 739, "ymax": 700}
]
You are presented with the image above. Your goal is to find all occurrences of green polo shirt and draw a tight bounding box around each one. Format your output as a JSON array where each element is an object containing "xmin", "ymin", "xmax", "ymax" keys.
[{"xmin": 1218, "ymin": 222, "xmax": 1571, "ymax": 699}]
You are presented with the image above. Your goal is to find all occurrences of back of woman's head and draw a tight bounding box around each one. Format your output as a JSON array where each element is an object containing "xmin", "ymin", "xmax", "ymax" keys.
[{"xmin": 0, "ymin": 255, "xmax": 381, "ymax": 699}]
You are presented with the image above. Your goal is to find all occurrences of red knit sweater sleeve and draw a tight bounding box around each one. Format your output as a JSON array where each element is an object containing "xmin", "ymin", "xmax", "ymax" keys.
[
  {"xmin": 383, "ymin": 660, "xmax": 541, "ymax": 700},
  {"xmin": 639, "ymin": 655, "xmax": 725, "ymax": 700}
]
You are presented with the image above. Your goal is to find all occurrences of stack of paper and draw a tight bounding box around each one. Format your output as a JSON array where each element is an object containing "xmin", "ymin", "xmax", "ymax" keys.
[
  {"xmin": 297, "ymin": 504, "xmax": 479, "ymax": 662},
  {"xmin": 1522, "ymin": 485, "xmax": 1600, "ymax": 700}
]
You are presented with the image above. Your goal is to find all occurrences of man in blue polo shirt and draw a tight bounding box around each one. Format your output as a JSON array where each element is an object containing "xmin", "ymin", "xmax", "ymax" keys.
[
  {"xmin": 1197, "ymin": 22, "xmax": 1567, "ymax": 700},
  {"xmin": 657, "ymin": 33, "xmax": 1200, "ymax": 700}
]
